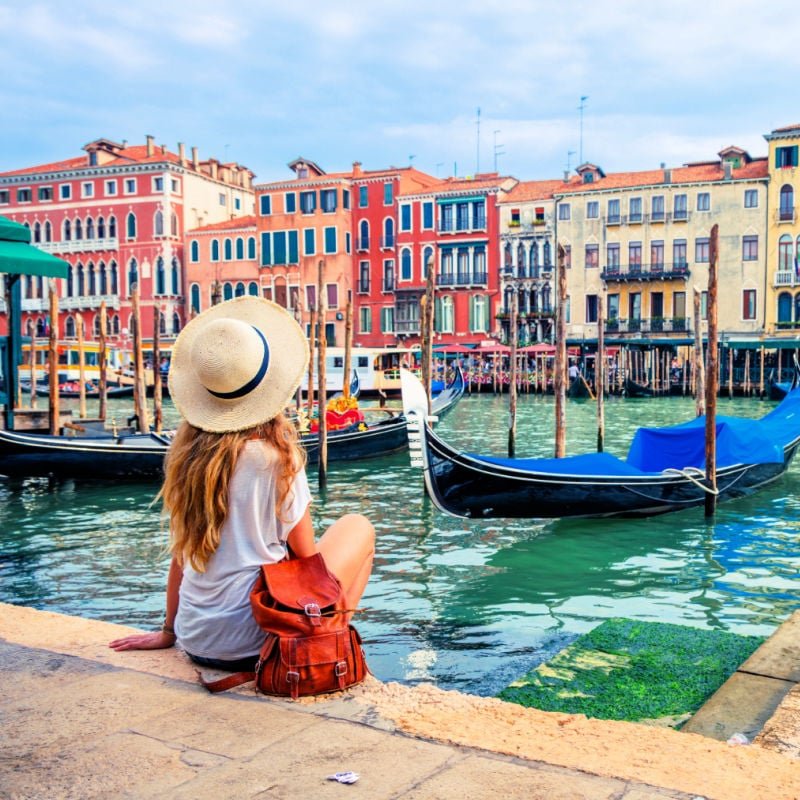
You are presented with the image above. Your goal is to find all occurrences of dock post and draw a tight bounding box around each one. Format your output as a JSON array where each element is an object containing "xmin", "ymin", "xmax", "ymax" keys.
[
  {"xmin": 693, "ymin": 289, "xmax": 705, "ymax": 417},
  {"xmin": 508, "ymin": 293, "xmax": 518, "ymax": 457},
  {"xmin": 705, "ymin": 225, "xmax": 719, "ymax": 517},
  {"xmin": 554, "ymin": 245, "xmax": 567, "ymax": 458},
  {"xmin": 307, "ymin": 307, "xmax": 316, "ymax": 419},
  {"xmin": 342, "ymin": 291, "xmax": 353, "ymax": 398},
  {"xmin": 77, "ymin": 315, "xmax": 87, "ymax": 420},
  {"xmin": 153, "ymin": 307, "xmax": 163, "ymax": 433},
  {"xmin": 130, "ymin": 282, "xmax": 149, "ymax": 433},
  {"xmin": 317, "ymin": 260, "xmax": 328, "ymax": 490},
  {"xmin": 98, "ymin": 302, "xmax": 107, "ymax": 421},
  {"xmin": 48, "ymin": 280, "xmax": 59, "ymax": 435},
  {"xmin": 597, "ymin": 294, "xmax": 605, "ymax": 452}
]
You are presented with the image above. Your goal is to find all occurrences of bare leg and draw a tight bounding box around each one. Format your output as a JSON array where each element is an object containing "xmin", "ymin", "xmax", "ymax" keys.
[{"xmin": 317, "ymin": 513, "xmax": 375, "ymax": 616}]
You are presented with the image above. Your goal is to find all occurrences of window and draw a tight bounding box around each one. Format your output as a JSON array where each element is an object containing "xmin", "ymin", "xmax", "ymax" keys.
[
  {"xmin": 38, "ymin": 186, "xmax": 52, "ymax": 201},
  {"xmin": 776, "ymin": 145, "xmax": 799, "ymax": 168},
  {"xmin": 607, "ymin": 293, "xmax": 619, "ymax": 320},
  {"xmin": 629, "ymin": 197, "xmax": 642, "ymax": 222},
  {"xmin": 651, "ymin": 195, "xmax": 664, "ymax": 221},
  {"xmin": 320, "ymin": 189, "xmax": 337, "ymax": 213},
  {"xmin": 400, "ymin": 248, "xmax": 412, "ymax": 280},
  {"xmin": 695, "ymin": 237, "xmax": 710, "ymax": 263},
  {"xmin": 440, "ymin": 204, "xmax": 453, "ymax": 231},
  {"xmin": 359, "ymin": 185, "xmax": 368, "ymax": 208},
  {"xmin": 154, "ymin": 210, "xmax": 164, "ymax": 236},
  {"xmin": 0, "ymin": 190, "xmax": 8, "ymax": 204},
  {"xmin": 97, "ymin": 217, "xmax": 105, "ymax": 238},
  {"xmin": 155, "ymin": 257, "xmax": 165, "ymax": 294},
  {"xmin": 60, "ymin": 184, "xmax": 72, "ymax": 200},
  {"xmin": 742, "ymin": 235, "xmax": 758, "ymax": 261},
  {"xmin": 400, "ymin": 204, "xmax": 412, "ymax": 231},
  {"xmin": 383, "ymin": 217, "xmax": 395, "ymax": 247},
  {"xmin": 126, "ymin": 212, "xmax": 136, "ymax": 239},
  {"xmin": 586, "ymin": 201, "xmax": 599, "ymax": 219},
  {"xmin": 438, "ymin": 295, "xmax": 454, "ymax": 333},
  {"xmin": 673, "ymin": 239, "xmax": 687, "ymax": 267},
  {"xmin": 472, "ymin": 201, "xmax": 486, "ymax": 229},
  {"xmin": 606, "ymin": 243, "xmax": 620, "ymax": 269},
  {"xmin": 383, "ymin": 182, "xmax": 393, "ymax": 205},
  {"xmin": 650, "ymin": 292, "xmax": 664, "ymax": 319},
  {"xmin": 744, "ymin": 189, "xmax": 758, "ymax": 208},
  {"xmin": 629, "ymin": 242, "xmax": 642, "ymax": 270},
  {"xmin": 779, "ymin": 234, "xmax": 793, "ymax": 271},
  {"xmin": 259, "ymin": 195, "xmax": 271, "ymax": 215},
  {"xmin": 63, "ymin": 219, "xmax": 72, "ymax": 241},
  {"xmin": 211, "ymin": 239, "xmax": 220, "ymax": 261},
  {"xmin": 422, "ymin": 246, "xmax": 434, "ymax": 278},
  {"xmin": 85, "ymin": 217, "xmax": 94, "ymax": 239},
  {"xmin": 345, "ymin": 231, "xmax": 351, "ymax": 254},
  {"xmin": 300, "ymin": 191, "xmax": 316, "ymax": 214},
  {"xmin": 343, "ymin": 190, "xmax": 350, "ymax": 210},
  {"xmin": 586, "ymin": 294, "xmax": 598, "ymax": 323},
  {"xmin": 305, "ymin": 285, "xmax": 317, "ymax": 311},
  {"xmin": 359, "ymin": 306, "xmax": 372, "ymax": 333},
  {"xmin": 248, "ymin": 282, "xmax": 259, "ymax": 296},
  {"xmin": 607, "ymin": 199, "xmax": 620, "ymax": 224},
  {"xmin": 422, "ymin": 201, "xmax": 434, "ymax": 229},
  {"xmin": 456, "ymin": 203, "xmax": 469, "ymax": 230},
  {"xmin": 108, "ymin": 216, "xmax": 116, "ymax": 238},
  {"xmin": 585, "ymin": 243, "xmax": 599, "ymax": 268},
  {"xmin": 153, "ymin": 177, "xmax": 163, "ymax": 192},
  {"xmin": 235, "ymin": 237, "xmax": 244, "ymax": 260},
  {"xmin": 191, "ymin": 284, "xmax": 201, "ymax": 314},
  {"xmin": 696, "ymin": 192, "xmax": 710, "ymax": 211},
  {"xmin": 304, "ymin": 228, "xmax": 315, "ymax": 256},
  {"xmin": 358, "ymin": 261, "xmax": 370, "ymax": 293},
  {"xmin": 219, "ymin": 193, "xmax": 226, "ymax": 206},
  {"xmin": 558, "ymin": 203, "xmax": 570, "ymax": 220},
  {"xmin": 17, "ymin": 188, "xmax": 31, "ymax": 202},
  {"xmin": 672, "ymin": 291, "xmax": 686, "ymax": 320},
  {"xmin": 171, "ymin": 179, "xmax": 179, "ymax": 193},
  {"xmin": 358, "ymin": 220, "xmax": 369, "ymax": 250},
  {"xmin": 383, "ymin": 259, "xmax": 395, "ymax": 292},
  {"xmin": 743, "ymin": 289, "xmax": 757, "ymax": 320},
  {"xmin": 234, "ymin": 198, "xmax": 241, "ymax": 211},
  {"xmin": 326, "ymin": 283, "xmax": 338, "ymax": 310},
  {"xmin": 247, "ymin": 237, "xmax": 256, "ymax": 259},
  {"xmin": 190, "ymin": 240, "xmax": 199, "ymax": 262},
  {"xmin": 470, "ymin": 294, "xmax": 488, "ymax": 333},
  {"xmin": 285, "ymin": 193, "xmax": 296, "ymax": 213},
  {"xmin": 44, "ymin": 220, "xmax": 52, "ymax": 242},
  {"xmin": 673, "ymin": 194, "xmax": 688, "ymax": 220},
  {"xmin": 629, "ymin": 292, "xmax": 642, "ymax": 320},
  {"xmin": 324, "ymin": 227, "xmax": 337, "ymax": 254},
  {"xmin": 224, "ymin": 238, "xmax": 233, "ymax": 260},
  {"xmin": 105, "ymin": 180, "xmax": 117, "ymax": 196},
  {"xmin": 651, "ymin": 240, "xmax": 664, "ymax": 269},
  {"xmin": 780, "ymin": 185, "xmax": 794, "ymax": 220},
  {"xmin": 380, "ymin": 307, "xmax": 394, "ymax": 333},
  {"xmin": 124, "ymin": 178, "xmax": 136, "ymax": 194}
]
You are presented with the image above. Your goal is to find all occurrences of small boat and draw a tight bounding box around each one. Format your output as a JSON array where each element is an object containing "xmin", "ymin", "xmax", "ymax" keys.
[
  {"xmin": 624, "ymin": 377, "xmax": 657, "ymax": 398},
  {"xmin": 568, "ymin": 373, "xmax": 592, "ymax": 399},
  {"xmin": 401, "ymin": 369, "xmax": 800, "ymax": 520},
  {"xmin": 20, "ymin": 380, "xmax": 135, "ymax": 399},
  {"xmin": 0, "ymin": 368, "xmax": 465, "ymax": 480}
]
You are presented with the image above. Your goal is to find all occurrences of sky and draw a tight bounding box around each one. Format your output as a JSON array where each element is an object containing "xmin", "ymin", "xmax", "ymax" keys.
[{"xmin": 1, "ymin": 0, "xmax": 799, "ymax": 185}]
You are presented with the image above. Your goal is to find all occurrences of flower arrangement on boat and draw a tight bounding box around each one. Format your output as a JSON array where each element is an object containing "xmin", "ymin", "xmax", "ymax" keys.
[{"xmin": 309, "ymin": 394, "xmax": 365, "ymax": 433}]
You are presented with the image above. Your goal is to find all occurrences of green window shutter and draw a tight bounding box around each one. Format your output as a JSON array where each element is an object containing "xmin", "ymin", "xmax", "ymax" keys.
[
  {"xmin": 469, "ymin": 296, "xmax": 475, "ymax": 331},
  {"xmin": 288, "ymin": 230, "xmax": 299, "ymax": 264},
  {"xmin": 325, "ymin": 227, "xmax": 337, "ymax": 253},
  {"xmin": 260, "ymin": 232, "xmax": 271, "ymax": 266},
  {"xmin": 304, "ymin": 229, "xmax": 315, "ymax": 256},
  {"xmin": 273, "ymin": 232, "xmax": 287, "ymax": 264},
  {"xmin": 793, "ymin": 146, "xmax": 799, "ymax": 167},
  {"xmin": 434, "ymin": 297, "xmax": 442, "ymax": 332}
]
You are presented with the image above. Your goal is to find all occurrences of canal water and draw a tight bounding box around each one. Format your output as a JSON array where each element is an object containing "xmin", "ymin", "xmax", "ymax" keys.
[{"xmin": 1, "ymin": 392, "xmax": 799, "ymax": 696}]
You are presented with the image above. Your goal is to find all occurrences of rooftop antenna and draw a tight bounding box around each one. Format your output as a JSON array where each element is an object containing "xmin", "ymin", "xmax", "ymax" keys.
[
  {"xmin": 476, "ymin": 107, "xmax": 481, "ymax": 174},
  {"xmin": 578, "ymin": 96, "xmax": 588, "ymax": 165},
  {"xmin": 493, "ymin": 130, "xmax": 505, "ymax": 172},
  {"xmin": 435, "ymin": 162, "xmax": 444, "ymax": 177},
  {"xmin": 566, "ymin": 149, "xmax": 576, "ymax": 172}
]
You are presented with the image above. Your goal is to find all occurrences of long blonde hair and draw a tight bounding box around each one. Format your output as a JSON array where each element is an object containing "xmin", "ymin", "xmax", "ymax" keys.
[{"xmin": 163, "ymin": 414, "xmax": 305, "ymax": 572}]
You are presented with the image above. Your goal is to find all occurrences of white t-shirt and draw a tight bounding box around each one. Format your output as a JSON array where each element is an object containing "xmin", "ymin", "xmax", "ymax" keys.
[{"xmin": 175, "ymin": 440, "xmax": 311, "ymax": 660}]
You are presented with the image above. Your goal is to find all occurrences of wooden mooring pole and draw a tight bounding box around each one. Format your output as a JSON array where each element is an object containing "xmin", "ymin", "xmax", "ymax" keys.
[
  {"xmin": 597, "ymin": 294, "xmax": 605, "ymax": 452},
  {"xmin": 153, "ymin": 307, "xmax": 163, "ymax": 433},
  {"xmin": 342, "ymin": 291, "xmax": 353, "ymax": 398},
  {"xmin": 317, "ymin": 260, "xmax": 328, "ymax": 489},
  {"xmin": 77, "ymin": 315, "xmax": 87, "ymax": 420},
  {"xmin": 554, "ymin": 244, "xmax": 567, "ymax": 457},
  {"xmin": 307, "ymin": 307, "xmax": 316, "ymax": 419},
  {"xmin": 705, "ymin": 225, "xmax": 719, "ymax": 517},
  {"xmin": 131, "ymin": 282, "xmax": 149, "ymax": 433},
  {"xmin": 98, "ymin": 302, "xmax": 108, "ymax": 422},
  {"xmin": 48, "ymin": 280, "xmax": 59, "ymax": 435},
  {"xmin": 508, "ymin": 292, "xmax": 518, "ymax": 457},
  {"xmin": 693, "ymin": 289, "xmax": 705, "ymax": 417},
  {"xmin": 421, "ymin": 260, "xmax": 435, "ymax": 412}
]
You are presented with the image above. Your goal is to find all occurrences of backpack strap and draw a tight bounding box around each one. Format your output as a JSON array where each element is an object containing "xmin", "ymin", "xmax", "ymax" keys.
[{"xmin": 198, "ymin": 670, "xmax": 255, "ymax": 693}]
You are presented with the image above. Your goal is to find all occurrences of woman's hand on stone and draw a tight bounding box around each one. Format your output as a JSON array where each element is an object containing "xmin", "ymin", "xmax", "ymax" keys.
[{"xmin": 108, "ymin": 630, "xmax": 176, "ymax": 651}]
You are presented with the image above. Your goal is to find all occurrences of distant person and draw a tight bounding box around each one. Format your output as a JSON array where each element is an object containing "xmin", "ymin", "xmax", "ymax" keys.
[
  {"xmin": 110, "ymin": 297, "xmax": 374, "ymax": 671},
  {"xmin": 568, "ymin": 360, "xmax": 580, "ymax": 380}
]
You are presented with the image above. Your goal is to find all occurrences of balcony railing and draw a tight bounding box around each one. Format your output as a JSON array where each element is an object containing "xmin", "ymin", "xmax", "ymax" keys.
[
  {"xmin": 394, "ymin": 319, "xmax": 420, "ymax": 334},
  {"xmin": 382, "ymin": 277, "xmax": 395, "ymax": 292},
  {"xmin": 502, "ymin": 267, "xmax": 553, "ymax": 280},
  {"xmin": 605, "ymin": 317, "xmax": 690, "ymax": 335},
  {"xmin": 356, "ymin": 237, "xmax": 370, "ymax": 251},
  {"xmin": 777, "ymin": 208, "xmax": 796, "ymax": 223},
  {"xmin": 37, "ymin": 237, "xmax": 120, "ymax": 254},
  {"xmin": 650, "ymin": 211, "xmax": 666, "ymax": 223},
  {"xmin": 601, "ymin": 262, "xmax": 690, "ymax": 281},
  {"xmin": 437, "ymin": 220, "xmax": 486, "ymax": 234},
  {"xmin": 775, "ymin": 271, "xmax": 797, "ymax": 287},
  {"xmin": 437, "ymin": 271, "xmax": 488, "ymax": 287},
  {"xmin": 380, "ymin": 235, "xmax": 395, "ymax": 249},
  {"xmin": 605, "ymin": 214, "xmax": 621, "ymax": 225},
  {"xmin": 357, "ymin": 279, "xmax": 370, "ymax": 294},
  {"xmin": 498, "ymin": 305, "xmax": 555, "ymax": 318}
]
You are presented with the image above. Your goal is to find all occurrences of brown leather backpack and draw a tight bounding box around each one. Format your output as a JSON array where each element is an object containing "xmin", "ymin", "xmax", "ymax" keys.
[{"xmin": 201, "ymin": 552, "xmax": 368, "ymax": 699}]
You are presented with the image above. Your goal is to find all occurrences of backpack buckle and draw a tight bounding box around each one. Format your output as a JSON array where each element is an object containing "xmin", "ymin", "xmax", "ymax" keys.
[
  {"xmin": 304, "ymin": 603, "xmax": 322, "ymax": 625},
  {"xmin": 335, "ymin": 661, "xmax": 347, "ymax": 677}
]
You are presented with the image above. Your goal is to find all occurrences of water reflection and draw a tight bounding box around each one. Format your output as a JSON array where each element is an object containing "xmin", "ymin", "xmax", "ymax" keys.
[{"xmin": 1, "ymin": 393, "xmax": 798, "ymax": 695}]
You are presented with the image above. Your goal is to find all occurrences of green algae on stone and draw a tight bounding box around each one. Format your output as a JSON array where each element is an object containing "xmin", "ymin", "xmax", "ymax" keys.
[{"xmin": 498, "ymin": 618, "xmax": 764, "ymax": 725}]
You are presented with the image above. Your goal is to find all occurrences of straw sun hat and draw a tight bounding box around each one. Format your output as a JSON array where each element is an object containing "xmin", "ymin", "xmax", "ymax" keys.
[{"xmin": 169, "ymin": 296, "xmax": 309, "ymax": 433}]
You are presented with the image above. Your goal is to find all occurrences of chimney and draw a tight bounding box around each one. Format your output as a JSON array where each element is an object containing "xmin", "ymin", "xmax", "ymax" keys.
[
  {"xmin": 723, "ymin": 161, "xmax": 733, "ymax": 180},
  {"xmin": 192, "ymin": 146, "xmax": 199, "ymax": 170},
  {"xmin": 146, "ymin": 135, "xmax": 155, "ymax": 157},
  {"xmin": 663, "ymin": 167, "xmax": 672, "ymax": 184},
  {"xmin": 178, "ymin": 142, "xmax": 186, "ymax": 167},
  {"xmin": 209, "ymin": 159, "xmax": 219, "ymax": 180},
  {"xmin": 563, "ymin": 170, "xmax": 570, "ymax": 183},
  {"xmin": 352, "ymin": 161, "xmax": 362, "ymax": 177}
]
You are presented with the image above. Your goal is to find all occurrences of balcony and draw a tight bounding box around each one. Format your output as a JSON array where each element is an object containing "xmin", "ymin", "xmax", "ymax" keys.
[
  {"xmin": 380, "ymin": 235, "xmax": 395, "ymax": 249},
  {"xmin": 438, "ymin": 271, "xmax": 488, "ymax": 287},
  {"xmin": 38, "ymin": 237, "xmax": 120, "ymax": 255},
  {"xmin": 672, "ymin": 209, "xmax": 689, "ymax": 222},
  {"xmin": 605, "ymin": 214, "xmax": 621, "ymax": 226},
  {"xmin": 394, "ymin": 319, "xmax": 420, "ymax": 334},
  {"xmin": 382, "ymin": 276, "xmax": 395, "ymax": 293},
  {"xmin": 356, "ymin": 237, "xmax": 370, "ymax": 252},
  {"xmin": 605, "ymin": 317, "xmax": 690, "ymax": 335},
  {"xmin": 628, "ymin": 213, "xmax": 643, "ymax": 225},
  {"xmin": 357, "ymin": 279, "xmax": 370, "ymax": 294},
  {"xmin": 775, "ymin": 271, "xmax": 797, "ymax": 287},
  {"xmin": 650, "ymin": 211, "xmax": 666, "ymax": 224},
  {"xmin": 777, "ymin": 208, "xmax": 796, "ymax": 223},
  {"xmin": 601, "ymin": 262, "xmax": 690, "ymax": 282}
]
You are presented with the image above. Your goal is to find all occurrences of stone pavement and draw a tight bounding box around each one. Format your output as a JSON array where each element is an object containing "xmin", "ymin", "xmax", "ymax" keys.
[{"xmin": 2, "ymin": 603, "xmax": 799, "ymax": 800}]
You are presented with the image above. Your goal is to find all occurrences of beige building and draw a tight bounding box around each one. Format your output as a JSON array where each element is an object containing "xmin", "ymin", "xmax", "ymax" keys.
[{"xmin": 553, "ymin": 155, "xmax": 768, "ymax": 345}]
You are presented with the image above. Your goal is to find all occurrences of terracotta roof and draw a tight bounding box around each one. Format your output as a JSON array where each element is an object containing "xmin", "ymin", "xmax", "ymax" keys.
[
  {"xmin": 771, "ymin": 124, "xmax": 800, "ymax": 134},
  {"xmin": 403, "ymin": 175, "xmax": 517, "ymax": 197},
  {"xmin": 503, "ymin": 178, "xmax": 583, "ymax": 202},
  {"xmin": 554, "ymin": 159, "xmax": 768, "ymax": 195},
  {"xmin": 187, "ymin": 215, "xmax": 257, "ymax": 234}
]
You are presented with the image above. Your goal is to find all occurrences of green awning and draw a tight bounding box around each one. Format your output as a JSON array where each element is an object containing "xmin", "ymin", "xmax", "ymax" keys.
[{"xmin": 0, "ymin": 214, "xmax": 68, "ymax": 278}]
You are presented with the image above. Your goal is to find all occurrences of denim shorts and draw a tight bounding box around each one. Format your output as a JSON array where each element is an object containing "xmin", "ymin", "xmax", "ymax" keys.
[{"xmin": 187, "ymin": 652, "xmax": 258, "ymax": 672}]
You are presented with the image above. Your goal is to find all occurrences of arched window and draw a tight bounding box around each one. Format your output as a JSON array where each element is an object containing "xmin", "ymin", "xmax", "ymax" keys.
[
  {"xmin": 383, "ymin": 217, "xmax": 394, "ymax": 248},
  {"xmin": 247, "ymin": 237, "xmax": 256, "ymax": 259},
  {"xmin": 780, "ymin": 185, "xmax": 794, "ymax": 221},
  {"xmin": 530, "ymin": 243, "xmax": 539, "ymax": 276},
  {"xmin": 65, "ymin": 315, "xmax": 76, "ymax": 338},
  {"xmin": 77, "ymin": 262, "xmax": 85, "ymax": 296},
  {"xmin": 778, "ymin": 292, "xmax": 793, "ymax": 323},
  {"xmin": 112, "ymin": 313, "xmax": 120, "ymax": 335},
  {"xmin": 190, "ymin": 240, "xmax": 199, "ymax": 262},
  {"xmin": 74, "ymin": 218, "xmax": 83, "ymax": 240},
  {"xmin": 110, "ymin": 261, "xmax": 118, "ymax": 294},
  {"xmin": 248, "ymin": 281, "xmax": 259, "ymax": 296},
  {"xmin": 422, "ymin": 246, "xmax": 434, "ymax": 278},
  {"xmin": 235, "ymin": 281, "xmax": 246, "ymax": 297},
  {"xmin": 159, "ymin": 312, "xmax": 167, "ymax": 335},
  {"xmin": 171, "ymin": 212, "xmax": 178, "ymax": 237},
  {"xmin": 171, "ymin": 258, "xmax": 179, "ymax": 294},
  {"xmin": 440, "ymin": 295, "xmax": 454, "ymax": 333},
  {"xmin": 128, "ymin": 258, "xmax": 138, "ymax": 293},
  {"xmin": 211, "ymin": 239, "xmax": 220, "ymax": 261},
  {"xmin": 517, "ymin": 243, "xmax": 526, "ymax": 275},
  {"xmin": 66, "ymin": 263, "xmax": 74, "ymax": 296},
  {"xmin": 543, "ymin": 241, "xmax": 552, "ymax": 266},
  {"xmin": 33, "ymin": 221, "xmax": 41, "ymax": 243},
  {"xmin": 172, "ymin": 312, "xmax": 181, "ymax": 334},
  {"xmin": 63, "ymin": 219, "xmax": 72, "ymax": 241},
  {"xmin": 25, "ymin": 317, "xmax": 34, "ymax": 338},
  {"xmin": 779, "ymin": 234, "xmax": 793, "ymax": 272},
  {"xmin": 474, "ymin": 246, "xmax": 486, "ymax": 280},
  {"xmin": 504, "ymin": 242, "xmax": 512, "ymax": 270},
  {"xmin": 236, "ymin": 237, "xmax": 244, "ymax": 259},
  {"xmin": 36, "ymin": 317, "xmax": 47, "ymax": 337},
  {"xmin": 155, "ymin": 257, "xmax": 165, "ymax": 294},
  {"xmin": 93, "ymin": 315, "xmax": 101, "ymax": 337},
  {"xmin": 359, "ymin": 220, "xmax": 369, "ymax": 249},
  {"xmin": 400, "ymin": 248, "xmax": 412, "ymax": 281},
  {"xmin": 471, "ymin": 294, "xmax": 487, "ymax": 333},
  {"xmin": 44, "ymin": 221, "xmax": 52, "ymax": 242},
  {"xmin": 154, "ymin": 210, "xmax": 164, "ymax": 237},
  {"xmin": 88, "ymin": 262, "xmax": 96, "ymax": 295},
  {"xmin": 99, "ymin": 261, "xmax": 107, "ymax": 294},
  {"xmin": 97, "ymin": 216, "xmax": 105, "ymax": 239},
  {"xmin": 190, "ymin": 283, "xmax": 201, "ymax": 314},
  {"xmin": 85, "ymin": 217, "xmax": 94, "ymax": 239},
  {"xmin": 108, "ymin": 216, "xmax": 117, "ymax": 238},
  {"xmin": 126, "ymin": 212, "xmax": 136, "ymax": 239},
  {"xmin": 795, "ymin": 292, "xmax": 800, "ymax": 324},
  {"xmin": 223, "ymin": 282, "xmax": 233, "ymax": 301},
  {"xmin": 224, "ymin": 238, "xmax": 233, "ymax": 260}
]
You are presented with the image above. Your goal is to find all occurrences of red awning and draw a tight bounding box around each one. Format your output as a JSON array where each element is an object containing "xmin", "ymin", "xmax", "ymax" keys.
[
  {"xmin": 434, "ymin": 344, "xmax": 475, "ymax": 354},
  {"xmin": 521, "ymin": 344, "xmax": 556, "ymax": 355},
  {"xmin": 474, "ymin": 342, "xmax": 512, "ymax": 354}
]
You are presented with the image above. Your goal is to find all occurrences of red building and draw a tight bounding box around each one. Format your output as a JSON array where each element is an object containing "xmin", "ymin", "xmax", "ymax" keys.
[{"xmin": 0, "ymin": 136, "xmax": 254, "ymax": 345}]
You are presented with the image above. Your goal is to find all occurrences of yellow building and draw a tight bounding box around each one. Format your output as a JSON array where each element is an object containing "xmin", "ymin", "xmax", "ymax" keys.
[{"xmin": 553, "ymin": 154, "xmax": 768, "ymax": 346}]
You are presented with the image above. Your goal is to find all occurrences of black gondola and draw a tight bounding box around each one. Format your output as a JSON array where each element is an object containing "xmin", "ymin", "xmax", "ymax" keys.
[
  {"xmin": 567, "ymin": 374, "xmax": 591, "ymax": 399},
  {"xmin": 401, "ymin": 369, "xmax": 800, "ymax": 520},
  {"xmin": 0, "ymin": 367, "xmax": 464, "ymax": 480},
  {"xmin": 20, "ymin": 381, "xmax": 136, "ymax": 399}
]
